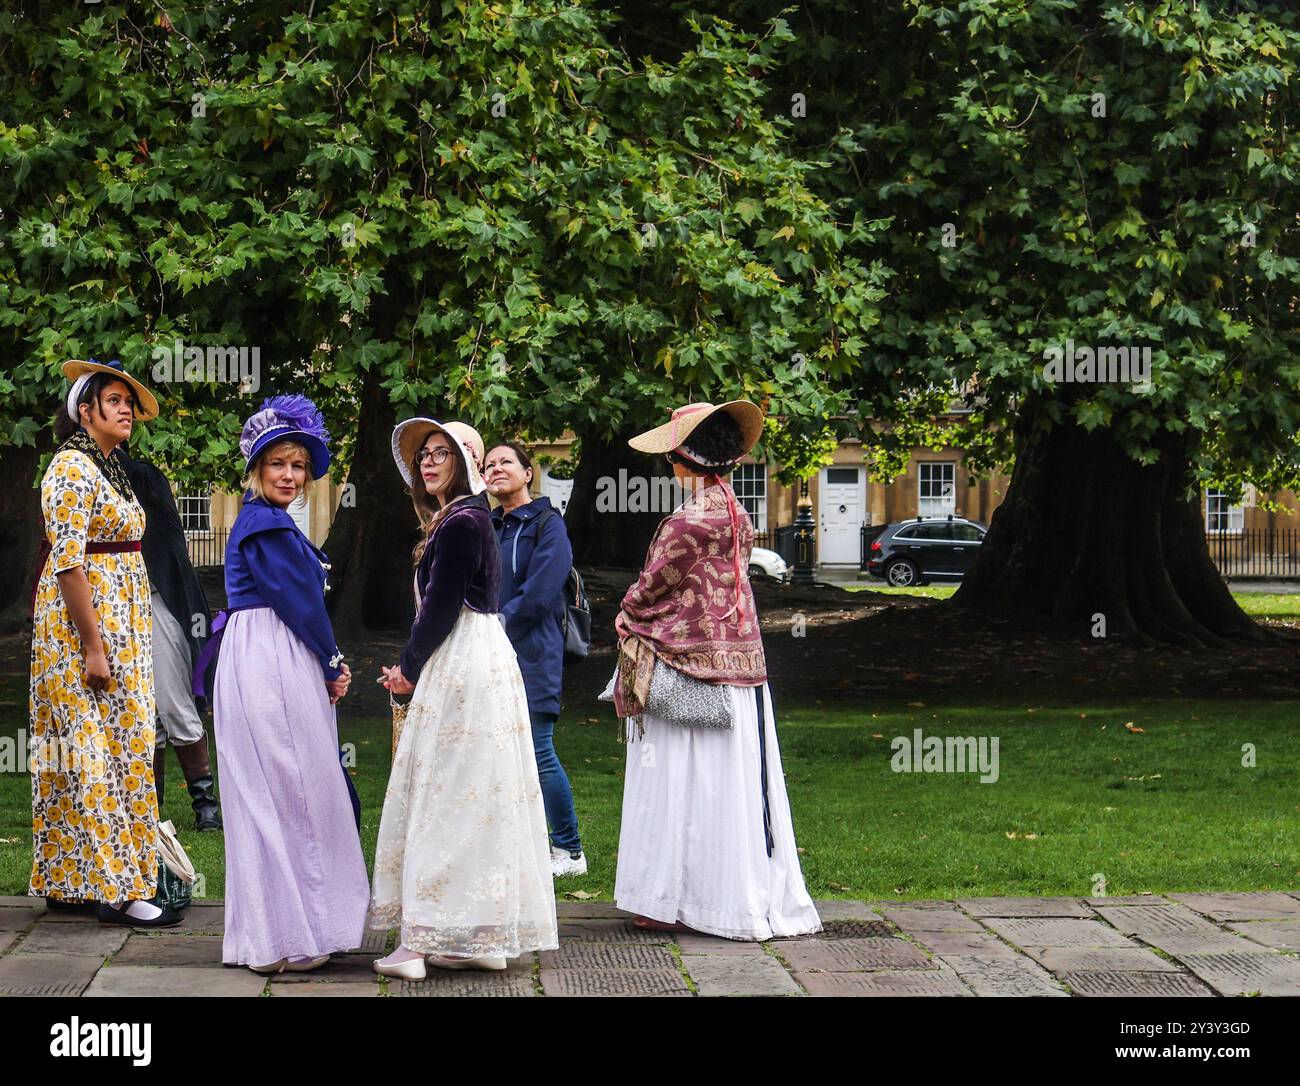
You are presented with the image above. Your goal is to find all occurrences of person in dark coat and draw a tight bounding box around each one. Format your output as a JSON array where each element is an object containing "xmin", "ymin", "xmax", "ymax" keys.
[
  {"xmin": 484, "ymin": 441, "xmax": 585, "ymax": 877},
  {"xmin": 119, "ymin": 452, "xmax": 222, "ymax": 831}
]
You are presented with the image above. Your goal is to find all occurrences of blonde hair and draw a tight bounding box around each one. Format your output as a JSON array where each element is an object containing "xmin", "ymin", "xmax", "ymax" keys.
[{"xmin": 243, "ymin": 439, "xmax": 315, "ymax": 503}]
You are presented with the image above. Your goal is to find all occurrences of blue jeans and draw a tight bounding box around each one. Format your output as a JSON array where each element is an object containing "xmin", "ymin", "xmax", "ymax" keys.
[{"xmin": 530, "ymin": 711, "xmax": 582, "ymax": 854}]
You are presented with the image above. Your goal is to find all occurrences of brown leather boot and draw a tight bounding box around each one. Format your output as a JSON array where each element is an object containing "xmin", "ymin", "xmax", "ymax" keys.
[{"xmin": 174, "ymin": 735, "xmax": 223, "ymax": 832}]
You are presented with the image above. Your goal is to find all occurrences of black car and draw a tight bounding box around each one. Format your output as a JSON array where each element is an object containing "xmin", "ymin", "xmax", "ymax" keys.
[{"xmin": 864, "ymin": 515, "xmax": 986, "ymax": 586}]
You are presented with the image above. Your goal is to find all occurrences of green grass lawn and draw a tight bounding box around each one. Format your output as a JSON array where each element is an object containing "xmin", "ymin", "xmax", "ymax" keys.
[{"xmin": 3, "ymin": 694, "xmax": 1296, "ymax": 902}]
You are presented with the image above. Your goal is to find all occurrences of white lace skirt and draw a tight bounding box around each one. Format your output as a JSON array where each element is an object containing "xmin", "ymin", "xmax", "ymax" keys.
[
  {"xmin": 366, "ymin": 608, "xmax": 558, "ymax": 957},
  {"xmin": 614, "ymin": 682, "xmax": 822, "ymax": 940}
]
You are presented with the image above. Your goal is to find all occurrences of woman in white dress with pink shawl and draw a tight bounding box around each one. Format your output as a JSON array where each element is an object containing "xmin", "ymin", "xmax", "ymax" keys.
[{"xmin": 610, "ymin": 401, "xmax": 821, "ymax": 941}]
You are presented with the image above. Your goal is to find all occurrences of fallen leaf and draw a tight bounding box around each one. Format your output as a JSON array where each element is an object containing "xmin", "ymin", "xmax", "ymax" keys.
[
  {"xmin": 565, "ymin": 890, "xmax": 597, "ymax": 900},
  {"xmin": 1124, "ymin": 722, "xmax": 1145, "ymax": 734}
]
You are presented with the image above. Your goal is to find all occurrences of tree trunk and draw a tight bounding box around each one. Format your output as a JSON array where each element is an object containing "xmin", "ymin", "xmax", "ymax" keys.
[
  {"xmin": 564, "ymin": 425, "xmax": 674, "ymax": 569},
  {"xmin": 952, "ymin": 414, "xmax": 1268, "ymax": 647},
  {"xmin": 323, "ymin": 371, "xmax": 419, "ymax": 635},
  {"xmin": 0, "ymin": 440, "xmax": 49, "ymax": 634}
]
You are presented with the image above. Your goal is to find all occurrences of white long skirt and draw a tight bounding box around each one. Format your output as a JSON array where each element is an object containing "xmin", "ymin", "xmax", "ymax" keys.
[
  {"xmin": 614, "ymin": 682, "xmax": 822, "ymax": 941},
  {"xmin": 366, "ymin": 608, "xmax": 558, "ymax": 958}
]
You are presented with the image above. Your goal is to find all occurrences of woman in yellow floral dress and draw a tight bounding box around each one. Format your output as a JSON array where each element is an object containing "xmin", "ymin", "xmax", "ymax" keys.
[{"xmin": 29, "ymin": 358, "xmax": 181, "ymax": 927}]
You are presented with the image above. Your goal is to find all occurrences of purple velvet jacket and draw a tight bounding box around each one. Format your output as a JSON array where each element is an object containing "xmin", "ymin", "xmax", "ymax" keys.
[{"xmin": 399, "ymin": 494, "xmax": 501, "ymax": 683}]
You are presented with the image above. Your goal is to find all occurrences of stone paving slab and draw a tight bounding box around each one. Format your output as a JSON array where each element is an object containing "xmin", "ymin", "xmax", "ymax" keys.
[
  {"xmin": 958, "ymin": 897, "xmax": 1095, "ymax": 918},
  {"xmin": 398, "ymin": 963, "xmax": 536, "ymax": 997},
  {"xmin": 909, "ymin": 931, "xmax": 1019, "ymax": 958},
  {"xmin": 1085, "ymin": 896, "xmax": 1172, "ymax": 907},
  {"xmin": 675, "ymin": 931, "xmax": 767, "ymax": 955},
  {"xmin": 774, "ymin": 937, "xmax": 934, "ymax": 972},
  {"xmin": 84, "ymin": 964, "xmax": 266, "ymax": 997},
  {"xmin": 866, "ymin": 899, "xmax": 961, "ymax": 911},
  {"xmin": 0, "ymin": 952, "xmax": 101, "ymax": 996},
  {"xmin": 1092, "ymin": 905, "xmax": 1221, "ymax": 938},
  {"xmin": 540, "ymin": 967, "xmax": 691, "ymax": 996},
  {"xmin": 1060, "ymin": 971, "xmax": 1214, "ymax": 997},
  {"xmin": 14, "ymin": 924, "xmax": 130, "ymax": 957},
  {"xmin": 816, "ymin": 900, "xmax": 883, "ymax": 921},
  {"xmin": 1138, "ymin": 931, "xmax": 1259, "ymax": 956},
  {"xmin": 1020, "ymin": 946, "xmax": 1180, "ymax": 973},
  {"xmin": 555, "ymin": 919, "xmax": 666, "ymax": 943},
  {"xmin": 794, "ymin": 968, "xmax": 972, "ymax": 997},
  {"xmin": 539, "ymin": 942, "xmax": 677, "ymax": 971},
  {"xmin": 939, "ymin": 955, "xmax": 1068, "ymax": 997},
  {"xmin": 0, "ymin": 931, "xmax": 19, "ymax": 954},
  {"xmin": 1227, "ymin": 920, "xmax": 1300, "ymax": 952},
  {"xmin": 881, "ymin": 907, "xmax": 985, "ymax": 932},
  {"xmin": 111, "ymin": 935, "xmax": 227, "ymax": 968},
  {"xmin": 555, "ymin": 901, "xmax": 632, "ymax": 919},
  {"xmin": 1176, "ymin": 952, "xmax": 1300, "ymax": 997},
  {"xmin": 1168, "ymin": 892, "xmax": 1300, "ymax": 922},
  {"xmin": 272, "ymin": 981, "xmax": 385, "ymax": 997},
  {"xmin": 980, "ymin": 917, "xmax": 1135, "ymax": 949},
  {"xmin": 0, "ymin": 905, "xmax": 43, "ymax": 931},
  {"xmin": 149, "ymin": 905, "xmax": 225, "ymax": 934},
  {"xmin": 683, "ymin": 953, "xmax": 803, "ymax": 996}
]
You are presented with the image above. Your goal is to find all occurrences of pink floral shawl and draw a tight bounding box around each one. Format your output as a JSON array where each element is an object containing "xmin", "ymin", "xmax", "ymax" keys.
[{"xmin": 613, "ymin": 480, "xmax": 766, "ymax": 718}]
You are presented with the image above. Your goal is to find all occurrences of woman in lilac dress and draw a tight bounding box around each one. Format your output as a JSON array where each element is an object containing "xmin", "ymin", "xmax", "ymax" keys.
[{"xmin": 207, "ymin": 396, "xmax": 370, "ymax": 973}]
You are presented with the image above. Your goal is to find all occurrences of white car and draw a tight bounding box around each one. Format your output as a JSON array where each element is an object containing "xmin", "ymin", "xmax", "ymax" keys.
[{"xmin": 748, "ymin": 547, "xmax": 789, "ymax": 583}]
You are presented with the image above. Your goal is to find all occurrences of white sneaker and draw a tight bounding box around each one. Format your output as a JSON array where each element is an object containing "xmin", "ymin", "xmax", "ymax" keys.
[{"xmin": 551, "ymin": 846, "xmax": 587, "ymax": 877}]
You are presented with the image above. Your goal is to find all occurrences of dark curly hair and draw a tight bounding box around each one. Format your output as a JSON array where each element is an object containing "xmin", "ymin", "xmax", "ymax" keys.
[
  {"xmin": 52, "ymin": 373, "xmax": 138, "ymax": 442},
  {"xmin": 674, "ymin": 410, "xmax": 747, "ymax": 471}
]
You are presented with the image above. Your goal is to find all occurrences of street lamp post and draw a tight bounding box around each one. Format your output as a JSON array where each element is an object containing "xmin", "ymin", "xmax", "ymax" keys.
[{"xmin": 791, "ymin": 478, "xmax": 816, "ymax": 585}]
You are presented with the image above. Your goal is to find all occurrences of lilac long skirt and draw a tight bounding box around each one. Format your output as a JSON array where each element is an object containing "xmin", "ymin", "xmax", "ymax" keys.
[{"xmin": 213, "ymin": 607, "xmax": 370, "ymax": 966}]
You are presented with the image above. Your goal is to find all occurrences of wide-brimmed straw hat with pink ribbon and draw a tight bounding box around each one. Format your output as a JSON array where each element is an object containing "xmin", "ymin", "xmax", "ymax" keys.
[
  {"xmin": 627, "ymin": 400, "xmax": 764, "ymax": 462},
  {"xmin": 391, "ymin": 417, "xmax": 487, "ymax": 494}
]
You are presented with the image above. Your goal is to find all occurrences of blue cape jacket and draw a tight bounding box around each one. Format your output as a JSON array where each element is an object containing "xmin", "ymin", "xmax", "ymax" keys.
[{"xmin": 223, "ymin": 494, "xmax": 345, "ymax": 680}]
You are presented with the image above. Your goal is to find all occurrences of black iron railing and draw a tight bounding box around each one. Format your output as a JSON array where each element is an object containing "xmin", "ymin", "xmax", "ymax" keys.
[
  {"xmin": 1205, "ymin": 529, "xmax": 1300, "ymax": 578},
  {"xmin": 186, "ymin": 529, "xmax": 230, "ymax": 568}
]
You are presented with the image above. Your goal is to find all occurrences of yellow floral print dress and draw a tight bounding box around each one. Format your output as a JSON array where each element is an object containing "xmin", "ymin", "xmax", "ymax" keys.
[{"xmin": 29, "ymin": 449, "xmax": 158, "ymax": 904}]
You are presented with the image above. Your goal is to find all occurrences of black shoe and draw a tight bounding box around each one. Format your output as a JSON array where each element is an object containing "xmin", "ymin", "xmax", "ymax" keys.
[
  {"xmin": 187, "ymin": 774, "xmax": 223, "ymax": 832},
  {"xmin": 45, "ymin": 898, "xmax": 98, "ymax": 914},
  {"xmin": 97, "ymin": 902, "xmax": 184, "ymax": 928}
]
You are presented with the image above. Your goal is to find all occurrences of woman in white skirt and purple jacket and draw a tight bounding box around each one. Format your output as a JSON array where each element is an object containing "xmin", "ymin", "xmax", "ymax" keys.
[
  {"xmin": 369, "ymin": 418, "xmax": 557, "ymax": 979},
  {"xmin": 611, "ymin": 401, "xmax": 821, "ymax": 941}
]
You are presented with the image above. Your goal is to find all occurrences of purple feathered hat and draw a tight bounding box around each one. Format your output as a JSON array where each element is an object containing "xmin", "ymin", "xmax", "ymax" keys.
[{"xmin": 239, "ymin": 394, "xmax": 332, "ymax": 479}]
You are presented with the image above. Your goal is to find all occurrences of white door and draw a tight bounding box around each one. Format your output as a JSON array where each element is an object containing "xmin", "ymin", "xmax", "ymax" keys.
[
  {"xmin": 819, "ymin": 466, "xmax": 863, "ymax": 564},
  {"xmin": 540, "ymin": 468, "xmax": 574, "ymax": 515}
]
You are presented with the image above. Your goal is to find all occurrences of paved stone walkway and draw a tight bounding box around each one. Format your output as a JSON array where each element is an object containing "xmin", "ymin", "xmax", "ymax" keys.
[{"xmin": 2, "ymin": 893, "xmax": 1299, "ymax": 997}]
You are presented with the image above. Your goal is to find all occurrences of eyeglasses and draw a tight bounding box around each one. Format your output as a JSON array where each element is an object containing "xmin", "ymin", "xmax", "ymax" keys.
[{"xmin": 416, "ymin": 448, "xmax": 453, "ymax": 466}]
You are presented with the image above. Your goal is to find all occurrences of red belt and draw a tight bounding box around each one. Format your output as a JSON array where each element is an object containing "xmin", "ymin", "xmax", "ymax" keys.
[{"xmin": 86, "ymin": 541, "xmax": 142, "ymax": 554}]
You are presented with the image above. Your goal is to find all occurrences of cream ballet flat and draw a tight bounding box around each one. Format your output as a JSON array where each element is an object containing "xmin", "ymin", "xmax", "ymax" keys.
[
  {"xmin": 426, "ymin": 954, "xmax": 508, "ymax": 972},
  {"xmin": 372, "ymin": 954, "xmax": 427, "ymax": 980},
  {"xmin": 249, "ymin": 958, "xmax": 288, "ymax": 975}
]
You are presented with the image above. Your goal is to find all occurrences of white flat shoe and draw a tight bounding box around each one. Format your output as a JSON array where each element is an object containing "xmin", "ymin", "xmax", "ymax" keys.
[
  {"xmin": 372, "ymin": 955, "xmax": 426, "ymax": 980},
  {"xmin": 284, "ymin": 954, "xmax": 331, "ymax": 973},
  {"xmin": 426, "ymin": 954, "xmax": 508, "ymax": 972},
  {"xmin": 249, "ymin": 958, "xmax": 287, "ymax": 975}
]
